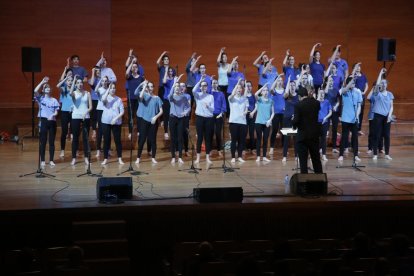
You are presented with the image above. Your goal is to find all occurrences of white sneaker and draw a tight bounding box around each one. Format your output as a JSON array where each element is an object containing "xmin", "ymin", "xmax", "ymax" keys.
[
  {"xmin": 95, "ymin": 150, "xmax": 100, "ymax": 157},
  {"xmin": 206, "ymin": 155, "xmax": 213, "ymax": 164},
  {"xmin": 231, "ymin": 158, "xmax": 236, "ymax": 163},
  {"xmin": 171, "ymin": 158, "xmax": 176, "ymax": 164},
  {"xmin": 354, "ymin": 156, "xmax": 361, "ymax": 162},
  {"xmin": 49, "ymin": 161, "xmax": 55, "ymax": 167},
  {"xmin": 84, "ymin": 158, "xmax": 89, "ymax": 165},
  {"xmin": 128, "ymin": 133, "xmax": 132, "ymax": 140},
  {"xmin": 322, "ymin": 155, "xmax": 328, "ymax": 161},
  {"xmin": 59, "ymin": 150, "xmax": 65, "ymax": 157},
  {"xmin": 238, "ymin": 157, "xmax": 245, "ymax": 163},
  {"xmin": 367, "ymin": 150, "xmax": 373, "ymax": 154},
  {"xmin": 282, "ymin": 157, "xmax": 287, "ymax": 162},
  {"xmin": 338, "ymin": 156, "xmax": 344, "ymax": 161},
  {"xmin": 269, "ymin": 148, "xmax": 274, "ymax": 155},
  {"xmin": 194, "ymin": 154, "xmax": 200, "ymax": 164},
  {"xmin": 319, "ymin": 148, "xmax": 322, "ymax": 154},
  {"xmin": 385, "ymin": 155, "xmax": 392, "ymax": 160},
  {"xmin": 118, "ymin": 158, "xmax": 124, "ymax": 165},
  {"xmin": 178, "ymin": 158, "xmax": 184, "ymax": 164},
  {"xmin": 101, "ymin": 159, "xmax": 108, "ymax": 165},
  {"xmin": 151, "ymin": 158, "xmax": 158, "ymax": 164},
  {"xmin": 332, "ymin": 149, "xmax": 339, "ymax": 153},
  {"xmin": 263, "ymin": 157, "xmax": 271, "ymax": 162},
  {"xmin": 71, "ymin": 158, "xmax": 76, "ymax": 165},
  {"xmin": 372, "ymin": 155, "xmax": 378, "ymax": 160},
  {"xmin": 256, "ymin": 157, "xmax": 261, "ymax": 162},
  {"xmin": 344, "ymin": 148, "xmax": 349, "ymax": 154},
  {"xmin": 135, "ymin": 158, "xmax": 140, "ymax": 164},
  {"xmin": 164, "ymin": 133, "xmax": 169, "ymax": 140},
  {"xmin": 41, "ymin": 161, "xmax": 46, "ymax": 167}
]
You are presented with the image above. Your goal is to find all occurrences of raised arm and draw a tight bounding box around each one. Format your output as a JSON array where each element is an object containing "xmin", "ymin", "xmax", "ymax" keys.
[
  {"xmin": 270, "ymin": 73, "xmax": 284, "ymax": 92},
  {"xmin": 324, "ymin": 62, "xmax": 333, "ymax": 78},
  {"xmin": 309, "ymin": 43, "xmax": 321, "ymax": 64},
  {"xmin": 282, "ymin": 49, "xmax": 290, "ymax": 67},
  {"xmin": 253, "ymin": 51, "xmax": 266, "ymax": 68},
  {"xmin": 262, "ymin": 58, "xmax": 275, "ymax": 74},
  {"xmin": 57, "ymin": 74, "xmax": 69, "ymax": 89},
  {"xmin": 59, "ymin": 58, "xmax": 70, "ymax": 81},
  {"xmin": 228, "ymin": 56, "xmax": 238, "ymax": 74},
  {"xmin": 284, "ymin": 76, "xmax": 291, "ymax": 98},
  {"xmin": 101, "ymin": 84, "xmax": 112, "ymax": 105},
  {"xmin": 96, "ymin": 51, "xmax": 105, "ymax": 67},
  {"xmin": 192, "ymin": 77, "xmax": 203, "ymax": 96},
  {"xmin": 126, "ymin": 57, "xmax": 137, "ymax": 79},
  {"xmin": 190, "ymin": 55, "xmax": 202, "ymax": 73},
  {"xmin": 34, "ymin": 77, "xmax": 49, "ymax": 96},
  {"xmin": 254, "ymin": 85, "xmax": 266, "ymax": 100},
  {"xmin": 376, "ymin": 68, "xmax": 386, "ymax": 85},
  {"xmin": 228, "ymin": 78, "xmax": 242, "ymax": 101},
  {"xmin": 168, "ymin": 74, "xmax": 184, "ymax": 101},
  {"xmin": 329, "ymin": 45, "xmax": 341, "ymax": 64},
  {"xmin": 217, "ymin": 47, "xmax": 226, "ymax": 66},
  {"xmin": 139, "ymin": 80, "xmax": 148, "ymax": 100},
  {"xmin": 186, "ymin": 52, "xmax": 196, "ymax": 72},
  {"xmin": 125, "ymin": 49, "xmax": 134, "ymax": 67},
  {"xmin": 156, "ymin": 51, "xmax": 168, "ymax": 67}
]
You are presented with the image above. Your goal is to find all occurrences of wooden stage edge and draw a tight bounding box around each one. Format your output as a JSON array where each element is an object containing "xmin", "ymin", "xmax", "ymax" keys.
[{"xmin": 1, "ymin": 142, "xmax": 414, "ymax": 212}]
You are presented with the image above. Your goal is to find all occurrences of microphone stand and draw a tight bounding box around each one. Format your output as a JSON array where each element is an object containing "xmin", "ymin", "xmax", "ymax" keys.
[
  {"xmin": 179, "ymin": 126, "xmax": 201, "ymax": 174},
  {"xmin": 118, "ymin": 88, "xmax": 147, "ymax": 176},
  {"xmin": 78, "ymin": 118, "xmax": 102, "ymax": 177},
  {"xmin": 209, "ymin": 113, "xmax": 239, "ymax": 173},
  {"xmin": 20, "ymin": 93, "xmax": 55, "ymax": 178}
]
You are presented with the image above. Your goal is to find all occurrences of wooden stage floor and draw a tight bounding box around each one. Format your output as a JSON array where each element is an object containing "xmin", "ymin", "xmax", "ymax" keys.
[{"xmin": 1, "ymin": 142, "xmax": 414, "ymax": 212}]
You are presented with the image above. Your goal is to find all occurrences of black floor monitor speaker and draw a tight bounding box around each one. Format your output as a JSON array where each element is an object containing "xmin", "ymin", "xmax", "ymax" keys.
[
  {"xmin": 22, "ymin": 47, "xmax": 41, "ymax": 72},
  {"xmin": 290, "ymin": 173, "xmax": 328, "ymax": 196},
  {"xmin": 97, "ymin": 177, "xmax": 133, "ymax": 201},
  {"xmin": 377, "ymin": 38, "xmax": 396, "ymax": 62},
  {"xmin": 193, "ymin": 187, "xmax": 243, "ymax": 203}
]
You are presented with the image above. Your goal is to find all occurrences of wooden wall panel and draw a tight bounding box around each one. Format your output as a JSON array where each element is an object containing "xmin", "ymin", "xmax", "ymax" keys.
[
  {"xmin": 111, "ymin": 0, "xmax": 193, "ymax": 89},
  {"xmin": 0, "ymin": 0, "xmax": 111, "ymax": 108},
  {"xmin": 192, "ymin": 0, "xmax": 271, "ymax": 84}
]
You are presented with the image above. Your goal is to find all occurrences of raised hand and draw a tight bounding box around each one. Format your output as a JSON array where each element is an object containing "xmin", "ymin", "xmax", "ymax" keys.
[{"xmin": 129, "ymin": 48, "xmax": 133, "ymax": 56}]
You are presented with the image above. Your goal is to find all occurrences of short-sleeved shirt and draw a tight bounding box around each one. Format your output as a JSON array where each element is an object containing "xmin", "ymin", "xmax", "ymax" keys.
[
  {"xmin": 318, "ymin": 99, "xmax": 332, "ymax": 123},
  {"xmin": 227, "ymin": 71, "xmax": 245, "ymax": 94},
  {"xmin": 127, "ymin": 74, "xmax": 144, "ymax": 100},
  {"xmin": 212, "ymin": 91, "xmax": 227, "ymax": 115},
  {"xmin": 258, "ymin": 65, "xmax": 278, "ymax": 87},
  {"xmin": 35, "ymin": 95, "xmax": 60, "ymax": 120},
  {"xmin": 310, "ymin": 62, "xmax": 326, "ymax": 86},
  {"xmin": 340, "ymin": 88, "xmax": 362, "ymax": 123},
  {"xmin": 372, "ymin": 91, "xmax": 394, "ymax": 117},
  {"xmin": 333, "ymin": 59, "xmax": 348, "ymax": 80},
  {"xmin": 70, "ymin": 66, "xmax": 88, "ymax": 81},
  {"xmin": 229, "ymin": 96, "xmax": 248, "ymax": 125},
  {"xmin": 140, "ymin": 93, "xmax": 163, "ymax": 122},
  {"xmin": 194, "ymin": 91, "xmax": 214, "ymax": 118},
  {"xmin": 283, "ymin": 66, "xmax": 299, "ymax": 87},
  {"xmin": 72, "ymin": 91, "xmax": 90, "ymax": 119},
  {"xmin": 354, "ymin": 74, "xmax": 368, "ymax": 97},
  {"xmin": 101, "ymin": 95, "xmax": 124, "ymax": 125},
  {"xmin": 255, "ymin": 97, "xmax": 273, "ymax": 125},
  {"xmin": 270, "ymin": 89, "xmax": 285, "ymax": 114},
  {"xmin": 284, "ymin": 95, "xmax": 299, "ymax": 118},
  {"xmin": 326, "ymin": 88, "xmax": 340, "ymax": 110},
  {"xmin": 246, "ymin": 94, "xmax": 256, "ymax": 112},
  {"xmin": 59, "ymin": 86, "xmax": 73, "ymax": 112}
]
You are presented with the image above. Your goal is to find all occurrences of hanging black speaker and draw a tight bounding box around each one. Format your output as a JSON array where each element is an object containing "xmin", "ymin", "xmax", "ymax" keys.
[
  {"xmin": 377, "ymin": 38, "xmax": 396, "ymax": 62},
  {"xmin": 22, "ymin": 47, "xmax": 42, "ymax": 72}
]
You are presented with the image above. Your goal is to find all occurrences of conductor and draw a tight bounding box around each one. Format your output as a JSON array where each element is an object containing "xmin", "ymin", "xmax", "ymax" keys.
[{"xmin": 292, "ymin": 86, "xmax": 323, "ymax": 174}]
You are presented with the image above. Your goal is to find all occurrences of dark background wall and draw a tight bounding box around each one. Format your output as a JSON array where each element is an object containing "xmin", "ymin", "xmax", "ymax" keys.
[{"xmin": 1, "ymin": 0, "xmax": 413, "ymax": 132}]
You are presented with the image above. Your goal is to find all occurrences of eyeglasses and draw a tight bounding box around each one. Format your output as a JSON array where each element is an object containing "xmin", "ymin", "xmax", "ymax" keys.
[{"xmin": 201, "ymin": 85, "xmax": 207, "ymax": 87}]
